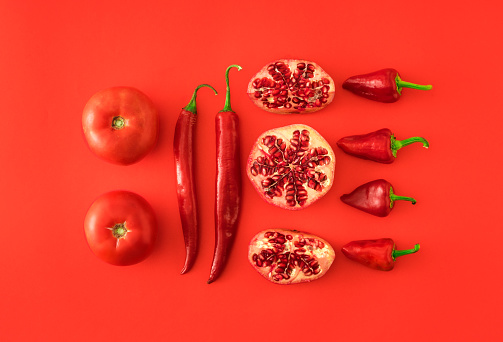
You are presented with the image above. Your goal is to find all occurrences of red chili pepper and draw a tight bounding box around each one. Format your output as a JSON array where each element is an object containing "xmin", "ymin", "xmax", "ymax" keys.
[
  {"xmin": 340, "ymin": 179, "xmax": 416, "ymax": 217},
  {"xmin": 337, "ymin": 128, "xmax": 429, "ymax": 164},
  {"xmin": 208, "ymin": 65, "xmax": 242, "ymax": 284},
  {"xmin": 174, "ymin": 84, "xmax": 217, "ymax": 274},
  {"xmin": 342, "ymin": 238, "xmax": 420, "ymax": 271},
  {"xmin": 342, "ymin": 68, "xmax": 432, "ymax": 103}
]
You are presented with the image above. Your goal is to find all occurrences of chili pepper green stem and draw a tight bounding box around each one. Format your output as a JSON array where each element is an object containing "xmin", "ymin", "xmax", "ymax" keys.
[
  {"xmin": 390, "ymin": 194, "xmax": 417, "ymax": 205},
  {"xmin": 183, "ymin": 84, "xmax": 218, "ymax": 114},
  {"xmin": 392, "ymin": 244, "xmax": 420, "ymax": 259},
  {"xmin": 395, "ymin": 75, "xmax": 432, "ymax": 94},
  {"xmin": 391, "ymin": 135, "xmax": 429, "ymax": 157},
  {"xmin": 220, "ymin": 64, "xmax": 242, "ymax": 113},
  {"xmin": 389, "ymin": 187, "xmax": 416, "ymax": 207}
]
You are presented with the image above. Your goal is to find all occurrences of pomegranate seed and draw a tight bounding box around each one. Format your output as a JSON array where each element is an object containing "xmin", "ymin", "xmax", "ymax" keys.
[
  {"xmin": 272, "ymin": 274, "xmax": 283, "ymax": 281},
  {"xmin": 297, "ymin": 62, "xmax": 306, "ymax": 70}
]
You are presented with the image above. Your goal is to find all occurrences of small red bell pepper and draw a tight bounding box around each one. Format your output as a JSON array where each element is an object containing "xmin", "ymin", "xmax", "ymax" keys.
[
  {"xmin": 340, "ymin": 179, "xmax": 416, "ymax": 217},
  {"xmin": 342, "ymin": 68, "xmax": 432, "ymax": 103},
  {"xmin": 342, "ymin": 238, "xmax": 420, "ymax": 271},
  {"xmin": 337, "ymin": 128, "xmax": 429, "ymax": 164}
]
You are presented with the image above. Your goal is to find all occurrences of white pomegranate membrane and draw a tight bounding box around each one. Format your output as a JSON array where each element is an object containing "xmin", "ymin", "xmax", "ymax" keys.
[
  {"xmin": 247, "ymin": 59, "xmax": 335, "ymax": 114},
  {"xmin": 246, "ymin": 124, "xmax": 335, "ymax": 210},
  {"xmin": 248, "ymin": 229, "xmax": 335, "ymax": 285}
]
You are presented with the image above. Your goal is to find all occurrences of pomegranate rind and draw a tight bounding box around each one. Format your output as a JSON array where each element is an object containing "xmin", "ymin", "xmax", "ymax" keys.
[
  {"xmin": 248, "ymin": 229, "xmax": 335, "ymax": 285},
  {"xmin": 247, "ymin": 59, "xmax": 335, "ymax": 114},
  {"xmin": 246, "ymin": 124, "xmax": 336, "ymax": 210}
]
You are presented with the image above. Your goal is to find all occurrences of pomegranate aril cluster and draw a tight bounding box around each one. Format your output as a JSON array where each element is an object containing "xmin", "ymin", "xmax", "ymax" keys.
[
  {"xmin": 249, "ymin": 129, "xmax": 332, "ymax": 207},
  {"xmin": 252, "ymin": 62, "xmax": 331, "ymax": 111},
  {"xmin": 251, "ymin": 231, "xmax": 323, "ymax": 282}
]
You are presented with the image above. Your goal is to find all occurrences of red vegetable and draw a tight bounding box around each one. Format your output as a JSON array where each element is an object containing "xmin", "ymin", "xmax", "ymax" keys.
[
  {"xmin": 342, "ymin": 68, "xmax": 432, "ymax": 103},
  {"xmin": 82, "ymin": 86, "xmax": 159, "ymax": 165},
  {"xmin": 342, "ymin": 238, "xmax": 420, "ymax": 271},
  {"xmin": 340, "ymin": 179, "xmax": 416, "ymax": 217},
  {"xmin": 337, "ymin": 128, "xmax": 429, "ymax": 164},
  {"xmin": 84, "ymin": 190, "xmax": 157, "ymax": 266},
  {"xmin": 174, "ymin": 84, "xmax": 217, "ymax": 274},
  {"xmin": 208, "ymin": 65, "xmax": 242, "ymax": 284}
]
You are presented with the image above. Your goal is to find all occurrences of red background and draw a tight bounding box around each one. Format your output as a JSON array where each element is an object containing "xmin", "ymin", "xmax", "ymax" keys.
[{"xmin": 1, "ymin": 1, "xmax": 502, "ymax": 341}]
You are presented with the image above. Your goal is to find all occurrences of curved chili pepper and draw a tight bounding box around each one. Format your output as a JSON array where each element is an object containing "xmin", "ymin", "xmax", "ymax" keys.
[
  {"xmin": 342, "ymin": 68, "xmax": 432, "ymax": 103},
  {"xmin": 337, "ymin": 128, "xmax": 429, "ymax": 164},
  {"xmin": 340, "ymin": 179, "xmax": 416, "ymax": 217},
  {"xmin": 342, "ymin": 238, "xmax": 420, "ymax": 271},
  {"xmin": 174, "ymin": 84, "xmax": 217, "ymax": 274},
  {"xmin": 208, "ymin": 65, "xmax": 242, "ymax": 284}
]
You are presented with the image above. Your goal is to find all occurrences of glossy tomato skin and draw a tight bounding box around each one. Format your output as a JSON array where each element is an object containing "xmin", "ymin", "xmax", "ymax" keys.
[
  {"xmin": 84, "ymin": 190, "xmax": 157, "ymax": 266},
  {"xmin": 82, "ymin": 87, "xmax": 159, "ymax": 165}
]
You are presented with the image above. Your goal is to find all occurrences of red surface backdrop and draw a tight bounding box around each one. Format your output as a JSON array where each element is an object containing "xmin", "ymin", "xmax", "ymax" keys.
[{"xmin": 1, "ymin": 1, "xmax": 502, "ymax": 341}]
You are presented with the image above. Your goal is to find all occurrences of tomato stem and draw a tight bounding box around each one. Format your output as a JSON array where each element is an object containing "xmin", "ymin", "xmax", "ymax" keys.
[
  {"xmin": 111, "ymin": 223, "xmax": 128, "ymax": 239},
  {"xmin": 112, "ymin": 116, "xmax": 125, "ymax": 130}
]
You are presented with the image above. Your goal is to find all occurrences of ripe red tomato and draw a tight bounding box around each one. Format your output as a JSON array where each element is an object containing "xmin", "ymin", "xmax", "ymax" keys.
[
  {"xmin": 84, "ymin": 190, "xmax": 157, "ymax": 266},
  {"xmin": 82, "ymin": 86, "xmax": 159, "ymax": 165}
]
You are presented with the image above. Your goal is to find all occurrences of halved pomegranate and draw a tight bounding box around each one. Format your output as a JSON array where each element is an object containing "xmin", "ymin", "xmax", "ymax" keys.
[
  {"xmin": 246, "ymin": 124, "xmax": 336, "ymax": 210},
  {"xmin": 248, "ymin": 229, "xmax": 335, "ymax": 285},
  {"xmin": 247, "ymin": 59, "xmax": 335, "ymax": 114}
]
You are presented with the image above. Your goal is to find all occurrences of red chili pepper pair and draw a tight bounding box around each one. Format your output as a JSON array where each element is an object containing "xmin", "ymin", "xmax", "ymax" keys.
[
  {"xmin": 343, "ymin": 68, "xmax": 432, "ymax": 103},
  {"xmin": 342, "ymin": 238, "xmax": 420, "ymax": 271},
  {"xmin": 173, "ymin": 65, "xmax": 242, "ymax": 283}
]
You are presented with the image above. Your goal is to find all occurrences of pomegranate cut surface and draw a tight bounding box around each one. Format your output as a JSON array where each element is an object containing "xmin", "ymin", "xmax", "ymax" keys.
[
  {"xmin": 246, "ymin": 124, "xmax": 335, "ymax": 210},
  {"xmin": 247, "ymin": 59, "xmax": 335, "ymax": 114},
  {"xmin": 248, "ymin": 229, "xmax": 335, "ymax": 285}
]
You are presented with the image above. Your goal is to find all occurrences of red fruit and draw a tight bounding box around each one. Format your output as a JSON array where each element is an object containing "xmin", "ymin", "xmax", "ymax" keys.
[
  {"xmin": 247, "ymin": 59, "xmax": 335, "ymax": 114},
  {"xmin": 246, "ymin": 124, "xmax": 336, "ymax": 210},
  {"xmin": 248, "ymin": 229, "xmax": 335, "ymax": 285}
]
